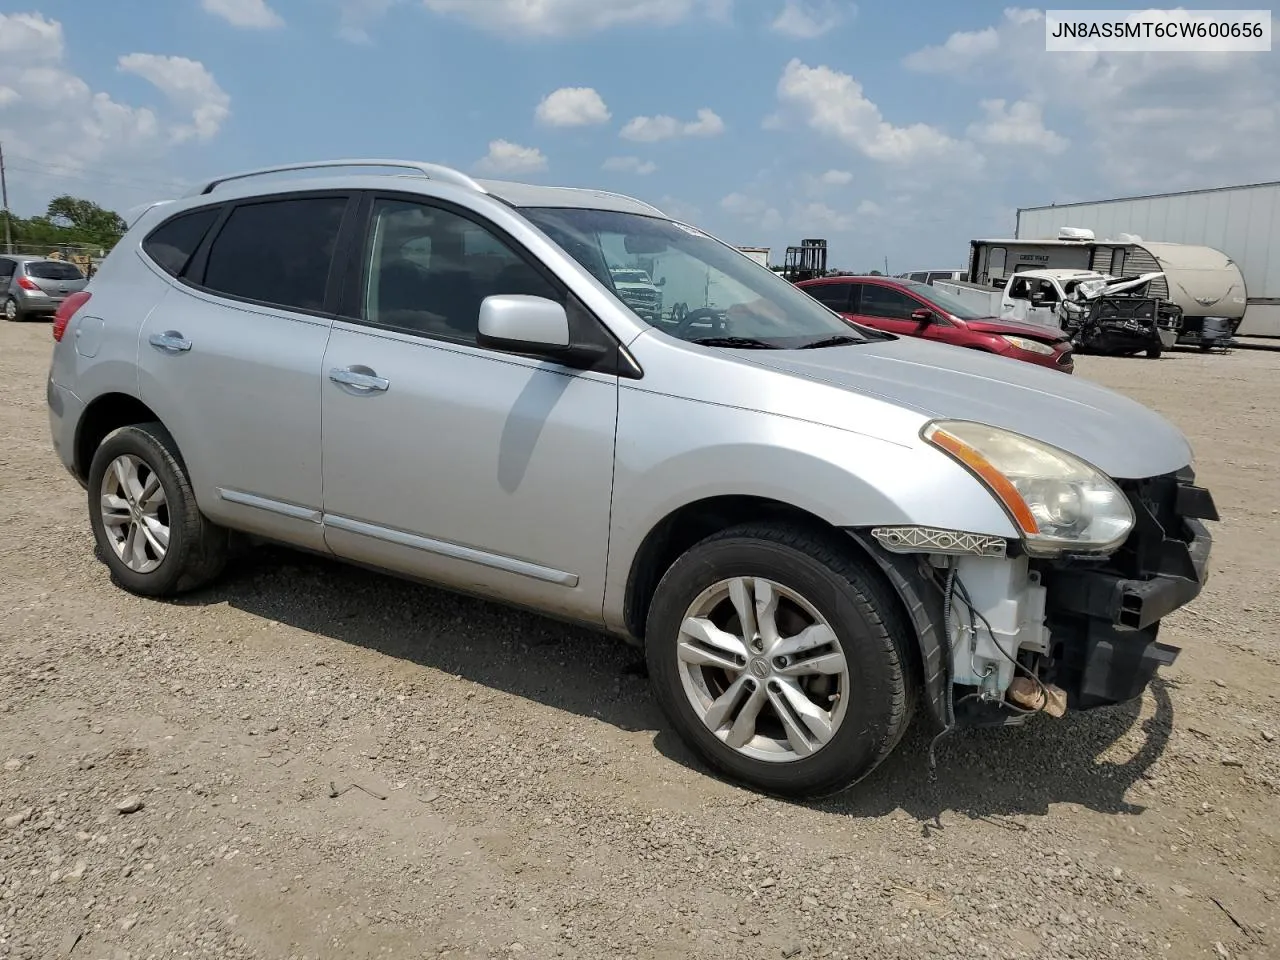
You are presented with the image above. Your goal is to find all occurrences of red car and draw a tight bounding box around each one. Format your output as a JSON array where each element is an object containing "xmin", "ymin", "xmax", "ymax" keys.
[{"xmin": 795, "ymin": 275, "xmax": 1075, "ymax": 374}]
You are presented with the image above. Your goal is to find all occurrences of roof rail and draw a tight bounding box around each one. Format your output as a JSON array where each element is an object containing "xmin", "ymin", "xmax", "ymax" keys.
[
  {"xmin": 183, "ymin": 159, "xmax": 487, "ymax": 197},
  {"xmin": 589, "ymin": 188, "xmax": 665, "ymax": 216}
]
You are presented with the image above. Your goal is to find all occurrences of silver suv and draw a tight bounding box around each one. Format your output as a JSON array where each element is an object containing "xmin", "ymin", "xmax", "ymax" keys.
[{"xmin": 47, "ymin": 159, "xmax": 1217, "ymax": 797}]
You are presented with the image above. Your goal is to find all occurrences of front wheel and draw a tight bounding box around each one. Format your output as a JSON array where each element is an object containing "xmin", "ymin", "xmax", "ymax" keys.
[
  {"xmin": 1146, "ymin": 345, "xmax": 1162, "ymax": 359},
  {"xmin": 86, "ymin": 422, "xmax": 229, "ymax": 597},
  {"xmin": 645, "ymin": 523, "xmax": 914, "ymax": 798}
]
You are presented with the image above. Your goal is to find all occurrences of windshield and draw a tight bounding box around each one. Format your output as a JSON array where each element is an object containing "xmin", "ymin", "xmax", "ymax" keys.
[
  {"xmin": 902, "ymin": 279, "xmax": 992, "ymax": 320},
  {"xmin": 520, "ymin": 207, "xmax": 872, "ymax": 347}
]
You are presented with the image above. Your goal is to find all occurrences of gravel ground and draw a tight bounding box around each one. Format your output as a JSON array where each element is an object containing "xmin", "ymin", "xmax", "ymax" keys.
[{"xmin": 1, "ymin": 321, "xmax": 1277, "ymax": 960}]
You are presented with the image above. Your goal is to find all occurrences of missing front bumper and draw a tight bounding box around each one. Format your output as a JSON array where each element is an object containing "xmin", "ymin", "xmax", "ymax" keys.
[{"xmin": 1037, "ymin": 472, "xmax": 1216, "ymax": 711}]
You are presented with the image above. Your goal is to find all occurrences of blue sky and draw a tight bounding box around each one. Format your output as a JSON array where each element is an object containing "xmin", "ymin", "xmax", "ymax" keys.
[{"xmin": 1, "ymin": 1, "xmax": 1275, "ymax": 270}]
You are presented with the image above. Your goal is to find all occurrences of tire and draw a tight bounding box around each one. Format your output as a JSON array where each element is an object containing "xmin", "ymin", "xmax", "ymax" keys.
[
  {"xmin": 3, "ymin": 297, "xmax": 21, "ymax": 322},
  {"xmin": 1146, "ymin": 345, "xmax": 1162, "ymax": 359},
  {"xmin": 645, "ymin": 522, "xmax": 914, "ymax": 799},
  {"xmin": 86, "ymin": 422, "xmax": 229, "ymax": 597}
]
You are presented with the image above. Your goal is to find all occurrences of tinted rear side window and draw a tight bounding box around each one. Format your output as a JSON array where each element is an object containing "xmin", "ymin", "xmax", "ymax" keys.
[
  {"xmin": 26, "ymin": 261, "xmax": 85, "ymax": 281},
  {"xmin": 143, "ymin": 207, "xmax": 220, "ymax": 277},
  {"xmin": 202, "ymin": 196, "xmax": 348, "ymax": 312}
]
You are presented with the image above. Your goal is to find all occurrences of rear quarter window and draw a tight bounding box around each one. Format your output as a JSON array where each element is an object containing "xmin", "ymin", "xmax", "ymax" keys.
[{"xmin": 143, "ymin": 207, "xmax": 221, "ymax": 278}]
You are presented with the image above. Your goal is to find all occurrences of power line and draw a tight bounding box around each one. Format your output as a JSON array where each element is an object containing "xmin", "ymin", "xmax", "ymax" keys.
[{"xmin": 2, "ymin": 153, "xmax": 191, "ymax": 195}]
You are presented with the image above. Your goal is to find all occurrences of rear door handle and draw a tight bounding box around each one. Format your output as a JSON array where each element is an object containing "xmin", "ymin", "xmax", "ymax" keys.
[
  {"xmin": 329, "ymin": 366, "xmax": 390, "ymax": 393},
  {"xmin": 148, "ymin": 331, "xmax": 192, "ymax": 353}
]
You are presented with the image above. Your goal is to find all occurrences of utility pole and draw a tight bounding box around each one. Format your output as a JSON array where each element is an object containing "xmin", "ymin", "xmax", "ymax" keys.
[{"xmin": 0, "ymin": 142, "xmax": 11, "ymax": 254}]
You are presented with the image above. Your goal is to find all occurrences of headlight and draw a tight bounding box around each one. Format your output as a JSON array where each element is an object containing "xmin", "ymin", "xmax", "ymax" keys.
[
  {"xmin": 923, "ymin": 420, "xmax": 1134, "ymax": 556},
  {"xmin": 1001, "ymin": 335, "xmax": 1055, "ymax": 356}
]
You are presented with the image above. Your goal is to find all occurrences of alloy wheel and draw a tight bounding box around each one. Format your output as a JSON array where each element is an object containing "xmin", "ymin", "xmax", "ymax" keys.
[
  {"xmin": 676, "ymin": 576, "xmax": 850, "ymax": 763},
  {"xmin": 99, "ymin": 454, "xmax": 170, "ymax": 574}
]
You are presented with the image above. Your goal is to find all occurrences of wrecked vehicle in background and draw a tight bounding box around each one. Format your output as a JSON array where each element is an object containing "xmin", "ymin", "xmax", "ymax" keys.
[
  {"xmin": 936, "ymin": 268, "xmax": 1182, "ymax": 358},
  {"xmin": 1058, "ymin": 272, "xmax": 1184, "ymax": 359}
]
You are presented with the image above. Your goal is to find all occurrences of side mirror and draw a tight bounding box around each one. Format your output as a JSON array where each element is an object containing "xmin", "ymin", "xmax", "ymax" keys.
[
  {"xmin": 477, "ymin": 295, "xmax": 570, "ymax": 354},
  {"xmin": 657, "ymin": 277, "xmax": 667, "ymax": 287},
  {"xmin": 910, "ymin": 307, "xmax": 934, "ymax": 323}
]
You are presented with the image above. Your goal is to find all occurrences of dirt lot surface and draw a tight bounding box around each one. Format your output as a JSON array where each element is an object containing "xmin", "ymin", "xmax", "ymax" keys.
[{"xmin": 1, "ymin": 321, "xmax": 1277, "ymax": 960}]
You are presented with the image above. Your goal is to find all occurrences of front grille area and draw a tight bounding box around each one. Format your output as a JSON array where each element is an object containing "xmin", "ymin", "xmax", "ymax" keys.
[{"xmin": 1033, "ymin": 467, "xmax": 1216, "ymax": 709}]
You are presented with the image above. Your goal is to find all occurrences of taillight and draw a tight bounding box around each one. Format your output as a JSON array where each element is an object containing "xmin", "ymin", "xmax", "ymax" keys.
[
  {"xmin": 52, "ymin": 292, "xmax": 91, "ymax": 342},
  {"xmin": 17, "ymin": 276, "xmax": 40, "ymax": 291}
]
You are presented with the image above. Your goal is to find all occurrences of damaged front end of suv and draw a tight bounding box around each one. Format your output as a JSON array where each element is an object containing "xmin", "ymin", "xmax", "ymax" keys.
[{"xmin": 851, "ymin": 420, "xmax": 1218, "ymax": 737}]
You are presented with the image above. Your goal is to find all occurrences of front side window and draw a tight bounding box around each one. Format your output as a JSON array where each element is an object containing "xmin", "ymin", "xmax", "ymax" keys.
[
  {"xmin": 143, "ymin": 207, "xmax": 220, "ymax": 278},
  {"xmin": 858, "ymin": 284, "xmax": 918, "ymax": 320},
  {"xmin": 202, "ymin": 196, "xmax": 348, "ymax": 312},
  {"xmin": 362, "ymin": 198, "xmax": 560, "ymax": 342},
  {"xmin": 519, "ymin": 207, "xmax": 871, "ymax": 348}
]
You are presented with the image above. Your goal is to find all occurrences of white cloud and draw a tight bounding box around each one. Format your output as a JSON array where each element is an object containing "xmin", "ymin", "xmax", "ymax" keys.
[
  {"xmin": 201, "ymin": 0, "xmax": 284, "ymax": 29},
  {"xmin": 536, "ymin": 87, "xmax": 611, "ymax": 127},
  {"xmin": 856, "ymin": 199, "xmax": 882, "ymax": 217},
  {"xmin": 819, "ymin": 169, "xmax": 853, "ymax": 185},
  {"xmin": 337, "ymin": 0, "xmax": 397, "ymax": 42},
  {"xmin": 621, "ymin": 107, "xmax": 725, "ymax": 141},
  {"xmin": 0, "ymin": 12, "xmax": 230, "ymax": 208},
  {"xmin": 474, "ymin": 139, "xmax": 549, "ymax": 175},
  {"xmin": 792, "ymin": 201, "xmax": 852, "ymax": 232},
  {"xmin": 603, "ymin": 156, "xmax": 658, "ymax": 175},
  {"xmin": 684, "ymin": 107, "xmax": 725, "ymax": 136},
  {"xmin": 720, "ymin": 192, "xmax": 782, "ymax": 231},
  {"xmin": 117, "ymin": 54, "xmax": 231, "ymax": 143},
  {"xmin": 903, "ymin": 8, "xmax": 1280, "ymax": 190},
  {"xmin": 770, "ymin": 0, "xmax": 850, "ymax": 39},
  {"xmin": 902, "ymin": 23, "xmax": 999, "ymax": 72},
  {"xmin": 420, "ymin": 0, "xmax": 731, "ymax": 37},
  {"xmin": 775, "ymin": 59, "xmax": 969, "ymax": 167},
  {"xmin": 966, "ymin": 99, "xmax": 1067, "ymax": 154}
]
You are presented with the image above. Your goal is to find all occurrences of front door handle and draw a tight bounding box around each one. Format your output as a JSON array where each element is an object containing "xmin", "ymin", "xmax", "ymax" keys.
[
  {"xmin": 148, "ymin": 331, "xmax": 192, "ymax": 353},
  {"xmin": 329, "ymin": 366, "xmax": 390, "ymax": 393}
]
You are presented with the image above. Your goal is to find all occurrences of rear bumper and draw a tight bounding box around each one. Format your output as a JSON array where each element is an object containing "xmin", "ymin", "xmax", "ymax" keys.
[
  {"xmin": 47, "ymin": 376, "xmax": 85, "ymax": 485},
  {"xmin": 1037, "ymin": 470, "xmax": 1216, "ymax": 710}
]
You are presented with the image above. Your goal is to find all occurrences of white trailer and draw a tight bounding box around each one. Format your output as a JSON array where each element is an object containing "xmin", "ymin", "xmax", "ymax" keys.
[
  {"xmin": 963, "ymin": 231, "xmax": 1245, "ymax": 348},
  {"xmin": 736, "ymin": 246, "xmax": 771, "ymax": 269},
  {"xmin": 1018, "ymin": 181, "xmax": 1280, "ymax": 339}
]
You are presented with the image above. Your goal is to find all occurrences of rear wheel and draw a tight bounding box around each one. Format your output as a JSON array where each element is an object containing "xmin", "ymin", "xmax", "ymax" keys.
[
  {"xmin": 645, "ymin": 523, "xmax": 914, "ymax": 798},
  {"xmin": 3, "ymin": 297, "xmax": 21, "ymax": 322},
  {"xmin": 1146, "ymin": 345, "xmax": 1162, "ymax": 359},
  {"xmin": 87, "ymin": 422, "xmax": 228, "ymax": 597}
]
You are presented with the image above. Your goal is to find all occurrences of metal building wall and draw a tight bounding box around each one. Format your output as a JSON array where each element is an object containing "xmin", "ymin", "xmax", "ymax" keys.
[{"xmin": 1016, "ymin": 183, "xmax": 1280, "ymax": 301}]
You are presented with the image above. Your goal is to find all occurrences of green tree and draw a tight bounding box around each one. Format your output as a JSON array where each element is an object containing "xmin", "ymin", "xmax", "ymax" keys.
[
  {"xmin": 8, "ymin": 195, "xmax": 126, "ymax": 253},
  {"xmin": 45, "ymin": 195, "xmax": 127, "ymax": 247}
]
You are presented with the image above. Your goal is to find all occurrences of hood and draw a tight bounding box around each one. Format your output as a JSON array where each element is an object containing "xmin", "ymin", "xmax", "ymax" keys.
[
  {"xmin": 1075, "ymin": 272, "xmax": 1164, "ymax": 301},
  {"xmin": 731, "ymin": 337, "xmax": 1192, "ymax": 479},
  {"xmin": 962, "ymin": 317, "xmax": 1069, "ymax": 342}
]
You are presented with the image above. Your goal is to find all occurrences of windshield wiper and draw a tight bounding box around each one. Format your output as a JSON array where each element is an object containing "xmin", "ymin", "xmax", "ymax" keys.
[
  {"xmin": 689, "ymin": 336, "xmax": 780, "ymax": 349},
  {"xmin": 796, "ymin": 335, "xmax": 864, "ymax": 349}
]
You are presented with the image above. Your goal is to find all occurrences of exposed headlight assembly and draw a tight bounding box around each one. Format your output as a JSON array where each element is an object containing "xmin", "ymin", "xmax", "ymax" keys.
[
  {"xmin": 1001, "ymin": 335, "xmax": 1056, "ymax": 356},
  {"xmin": 923, "ymin": 420, "xmax": 1135, "ymax": 557}
]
